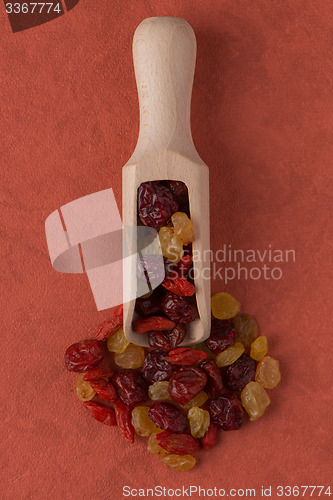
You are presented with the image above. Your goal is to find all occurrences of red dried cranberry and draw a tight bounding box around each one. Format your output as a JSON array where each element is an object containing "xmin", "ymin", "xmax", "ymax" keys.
[
  {"xmin": 209, "ymin": 393, "xmax": 244, "ymax": 430},
  {"xmin": 224, "ymin": 354, "xmax": 257, "ymax": 391},
  {"xmin": 64, "ymin": 340, "xmax": 104, "ymax": 372},
  {"xmin": 168, "ymin": 366, "xmax": 207, "ymax": 404},
  {"xmin": 177, "ymin": 254, "xmax": 193, "ymax": 277},
  {"xmin": 148, "ymin": 324, "xmax": 186, "ymax": 351},
  {"xmin": 156, "ymin": 430, "xmax": 199, "ymax": 455},
  {"xmin": 201, "ymin": 422, "xmax": 219, "ymax": 450},
  {"xmin": 163, "ymin": 180, "xmax": 188, "ymax": 206},
  {"xmin": 113, "ymin": 370, "xmax": 148, "ymax": 406},
  {"xmin": 141, "ymin": 350, "xmax": 177, "ymax": 384},
  {"xmin": 135, "ymin": 294, "xmax": 162, "ymax": 317},
  {"xmin": 138, "ymin": 181, "xmax": 178, "ymax": 228},
  {"xmin": 161, "ymin": 291, "xmax": 198, "ymax": 323},
  {"xmin": 205, "ymin": 320, "xmax": 238, "ymax": 354},
  {"xmin": 200, "ymin": 360, "xmax": 224, "ymax": 398},
  {"xmin": 148, "ymin": 402, "xmax": 187, "ymax": 433}
]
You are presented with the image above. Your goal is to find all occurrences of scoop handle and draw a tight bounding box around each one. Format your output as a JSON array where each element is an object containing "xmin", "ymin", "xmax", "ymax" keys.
[{"xmin": 130, "ymin": 16, "xmax": 201, "ymax": 163}]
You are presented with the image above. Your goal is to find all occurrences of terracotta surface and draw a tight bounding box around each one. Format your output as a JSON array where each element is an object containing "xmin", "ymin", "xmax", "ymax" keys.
[{"xmin": 1, "ymin": 1, "xmax": 332, "ymax": 498}]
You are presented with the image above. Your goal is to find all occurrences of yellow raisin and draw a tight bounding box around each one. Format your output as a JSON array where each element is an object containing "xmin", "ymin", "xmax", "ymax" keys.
[
  {"xmin": 114, "ymin": 344, "xmax": 145, "ymax": 369},
  {"xmin": 180, "ymin": 391, "xmax": 209, "ymax": 411},
  {"xmin": 148, "ymin": 381, "xmax": 171, "ymax": 401},
  {"xmin": 188, "ymin": 406, "xmax": 210, "ymax": 438},
  {"xmin": 131, "ymin": 406, "xmax": 157, "ymax": 436},
  {"xmin": 215, "ymin": 342, "xmax": 245, "ymax": 367},
  {"xmin": 161, "ymin": 454, "xmax": 196, "ymax": 471},
  {"xmin": 171, "ymin": 212, "xmax": 194, "ymax": 244},
  {"xmin": 76, "ymin": 374, "xmax": 96, "ymax": 402},
  {"xmin": 241, "ymin": 381, "xmax": 270, "ymax": 421},
  {"xmin": 250, "ymin": 336, "xmax": 268, "ymax": 361},
  {"xmin": 211, "ymin": 292, "xmax": 241, "ymax": 320},
  {"xmin": 107, "ymin": 327, "xmax": 130, "ymax": 354},
  {"xmin": 148, "ymin": 429, "xmax": 169, "ymax": 455},
  {"xmin": 158, "ymin": 227, "xmax": 184, "ymax": 263},
  {"xmin": 255, "ymin": 356, "xmax": 281, "ymax": 389},
  {"xmin": 233, "ymin": 314, "xmax": 258, "ymax": 347}
]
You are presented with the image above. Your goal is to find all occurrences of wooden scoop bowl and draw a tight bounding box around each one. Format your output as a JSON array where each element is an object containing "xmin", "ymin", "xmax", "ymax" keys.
[{"xmin": 122, "ymin": 16, "xmax": 211, "ymax": 346}]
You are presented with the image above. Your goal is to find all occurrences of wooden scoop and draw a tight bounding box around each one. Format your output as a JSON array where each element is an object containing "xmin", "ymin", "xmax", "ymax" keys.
[{"xmin": 122, "ymin": 16, "xmax": 211, "ymax": 346}]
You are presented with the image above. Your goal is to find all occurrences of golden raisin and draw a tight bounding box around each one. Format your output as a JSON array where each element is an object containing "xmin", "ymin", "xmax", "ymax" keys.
[
  {"xmin": 148, "ymin": 381, "xmax": 171, "ymax": 401},
  {"xmin": 180, "ymin": 391, "xmax": 209, "ymax": 411},
  {"xmin": 107, "ymin": 327, "xmax": 130, "ymax": 354},
  {"xmin": 255, "ymin": 356, "xmax": 281, "ymax": 389},
  {"xmin": 131, "ymin": 406, "xmax": 157, "ymax": 436},
  {"xmin": 148, "ymin": 429, "xmax": 169, "ymax": 455},
  {"xmin": 171, "ymin": 212, "xmax": 194, "ymax": 244},
  {"xmin": 76, "ymin": 374, "xmax": 96, "ymax": 402},
  {"xmin": 158, "ymin": 227, "xmax": 184, "ymax": 263},
  {"xmin": 161, "ymin": 454, "xmax": 196, "ymax": 471},
  {"xmin": 241, "ymin": 381, "xmax": 270, "ymax": 421},
  {"xmin": 114, "ymin": 344, "xmax": 145, "ymax": 369},
  {"xmin": 215, "ymin": 342, "xmax": 245, "ymax": 367},
  {"xmin": 188, "ymin": 406, "xmax": 210, "ymax": 438},
  {"xmin": 233, "ymin": 314, "xmax": 258, "ymax": 347},
  {"xmin": 211, "ymin": 292, "xmax": 241, "ymax": 320},
  {"xmin": 250, "ymin": 336, "xmax": 268, "ymax": 361}
]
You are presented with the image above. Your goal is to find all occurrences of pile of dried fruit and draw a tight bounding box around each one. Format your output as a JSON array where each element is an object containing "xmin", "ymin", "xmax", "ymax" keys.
[{"xmin": 64, "ymin": 180, "xmax": 281, "ymax": 471}]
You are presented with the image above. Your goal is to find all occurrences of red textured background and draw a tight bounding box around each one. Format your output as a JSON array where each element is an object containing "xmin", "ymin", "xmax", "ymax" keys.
[{"xmin": 1, "ymin": 1, "xmax": 332, "ymax": 498}]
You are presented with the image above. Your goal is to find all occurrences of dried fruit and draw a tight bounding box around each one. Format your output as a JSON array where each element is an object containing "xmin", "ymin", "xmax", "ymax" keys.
[
  {"xmin": 211, "ymin": 292, "xmax": 241, "ymax": 320},
  {"xmin": 76, "ymin": 375, "xmax": 96, "ymax": 402},
  {"xmin": 83, "ymin": 368, "xmax": 114, "ymax": 382},
  {"xmin": 162, "ymin": 277, "xmax": 195, "ymax": 296},
  {"xmin": 233, "ymin": 314, "xmax": 258, "ymax": 347},
  {"xmin": 177, "ymin": 254, "xmax": 193, "ymax": 277},
  {"xmin": 65, "ymin": 340, "xmax": 104, "ymax": 372},
  {"xmin": 148, "ymin": 429, "xmax": 169, "ymax": 455},
  {"xmin": 168, "ymin": 366, "xmax": 207, "ymax": 405},
  {"xmin": 199, "ymin": 360, "xmax": 224, "ymax": 398},
  {"xmin": 148, "ymin": 402, "xmax": 187, "ymax": 433},
  {"xmin": 113, "ymin": 370, "xmax": 148, "ymax": 406},
  {"xmin": 156, "ymin": 431, "xmax": 200, "ymax": 455},
  {"xmin": 171, "ymin": 212, "xmax": 194, "ymax": 244},
  {"xmin": 215, "ymin": 342, "xmax": 245, "ymax": 367},
  {"xmin": 255, "ymin": 356, "xmax": 281, "ymax": 389},
  {"xmin": 138, "ymin": 181, "xmax": 179, "ymax": 228},
  {"xmin": 188, "ymin": 406, "xmax": 210, "ymax": 438},
  {"xmin": 205, "ymin": 320, "xmax": 238, "ymax": 354},
  {"xmin": 142, "ymin": 350, "xmax": 177, "ymax": 384},
  {"xmin": 148, "ymin": 324, "xmax": 186, "ymax": 351},
  {"xmin": 162, "ymin": 454, "xmax": 196, "ymax": 471},
  {"xmin": 131, "ymin": 406, "xmax": 157, "ymax": 436},
  {"xmin": 161, "ymin": 292, "xmax": 198, "ymax": 323},
  {"xmin": 201, "ymin": 423, "xmax": 219, "ymax": 450},
  {"xmin": 148, "ymin": 381, "xmax": 171, "ymax": 401},
  {"xmin": 84, "ymin": 401, "xmax": 117, "ymax": 426},
  {"xmin": 94, "ymin": 304, "xmax": 123, "ymax": 340},
  {"xmin": 241, "ymin": 381, "xmax": 270, "ymax": 421},
  {"xmin": 159, "ymin": 227, "xmax": 184, "ymax": 263},
  {"xmin": 133, "ymin": 316, "xmax": 176, "ymax": 335},
  {"xmin": 89, "ymin": 379, "xmax": 118, "ymax": 403},
  {"xmin": 107, "ymin": 327, "xmax": 130, "ymax": 354},
  {"xmin": 164, "ymin": 180, "xmax": 188, "ymax": 206},
  {"xmin": 115, "ymin": 399, "xmax": 135, "ymax": 443},
  {"xmin": 250, "ymin": 336, "xmax": 268, "ymax": 361},
  {"xmin": 114, "ymin": 344, "xmax": 145, "ymax": 369},
  {"xmin": 209, "ymin": 393, "xmax": 244, "ymax": 430},
  {"xmin": 135, "ymin": 292, "xmax": 163, "ymax": 317},
  {"xmin": 165, "ymin": 347, "xmax": 207, "ymax": 365},
  {"xmin": 180, "ymin": 391, "xmax": 209, "ymax": 411},
  {"xmin": 224, "ymin": 354, "xmax": 257, "ymax": 391}
]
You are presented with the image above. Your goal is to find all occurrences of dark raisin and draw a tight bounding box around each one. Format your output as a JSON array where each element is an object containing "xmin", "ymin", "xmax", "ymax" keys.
[
  {"xmin": 209, "ymin": 393, "xmax": 244, "ymax": 430},
  {"xmin": 64, "ymin": 340, "xmax": 104, "ymax": 372},
  {"xmin": 148, "ymin": 402, "xmax": 187, "ymax": 433},
  {"xmin": 161, "ymin": 291, "xmax": 198, "ymax": 323},
  {"xmin": 141, "ymin": 350, "xmax": 177, "ymax": 384},
  {"xmin": 113, "ymin": 370, "xmax": 148, "ymax": 406},
  {"xmin": 168, "ymin": 366, "xmax": 207, "ymax": 405},
  {"xmin": 205, "ymin": 320, "xmax": 238, "ymax": 354},
  {"xmin": 148, "ymin": 324, "xmax": 186, "ymax": 350},
  {"xmin": 200, "ymin": 360, "xmax": 224, "ymax": 398},
  {"xmin": 138, "ymin": 181, "xmax": 179, "ymax": 228},
  {"xmin": 224, "ymin": 354, "xmax": 257, "ymax": 391}
]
